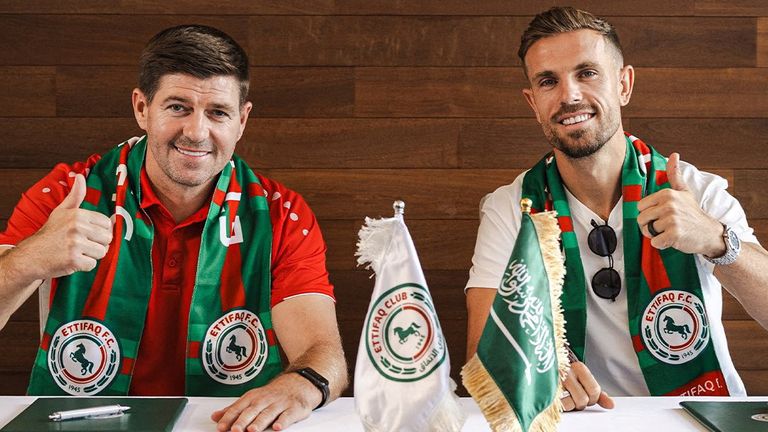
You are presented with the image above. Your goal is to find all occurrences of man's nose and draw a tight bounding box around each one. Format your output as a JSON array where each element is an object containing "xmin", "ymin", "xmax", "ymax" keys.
[
  {"xmin": 560, "ymin": 77, "xmax": 583, "ymax": 104},
  {"xmin": 183, "ymin": 111, "xmax": 210, "ymax": 143}
]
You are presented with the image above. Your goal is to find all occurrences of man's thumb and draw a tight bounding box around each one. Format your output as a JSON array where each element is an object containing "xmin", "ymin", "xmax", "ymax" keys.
[
  {"xmin": 666, "ymin": 152, "xmax": 686, "ymax": 191},
  {"xmin": 58, "ymin": 173, "xmax": 87, "ymax": 209}
]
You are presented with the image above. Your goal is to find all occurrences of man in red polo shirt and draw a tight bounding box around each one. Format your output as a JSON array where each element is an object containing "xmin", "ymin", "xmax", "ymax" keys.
[{"xmin": 0, "ymin": 25, "xmax": 346, "ymax": 432}]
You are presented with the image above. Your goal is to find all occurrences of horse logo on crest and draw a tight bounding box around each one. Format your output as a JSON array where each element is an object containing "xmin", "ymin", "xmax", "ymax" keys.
[
  {"xmin": 48, "ymin": 319, "xmax": 121, "ymax": 395},
  {"xmin": 641, "ymin": 290, "xmax": 710, "ymax": 365},
  {"xmin": 365, "ymin": 283, "xmax": 446, "ymax": 382},
  {"xmin": 202, "ymin": 309, "xmax": 268, "ymax": 385}
]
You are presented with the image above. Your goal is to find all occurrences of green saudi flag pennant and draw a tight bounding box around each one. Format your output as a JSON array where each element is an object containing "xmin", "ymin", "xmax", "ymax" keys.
[{"xmin": 462, "ymin": 199, "xmax": 568, "ymax": 432}]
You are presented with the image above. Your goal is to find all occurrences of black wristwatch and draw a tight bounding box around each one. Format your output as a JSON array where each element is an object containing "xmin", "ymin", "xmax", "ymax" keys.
[{"xmin": 295, "ymin": 367, "xmax": 329, "ymax": 410}]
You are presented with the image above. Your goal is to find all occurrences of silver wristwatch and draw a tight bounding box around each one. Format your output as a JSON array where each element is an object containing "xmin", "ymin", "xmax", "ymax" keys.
[{"xmin": 704, "ymin": 223, "xmax": 741, "ymax": 266}]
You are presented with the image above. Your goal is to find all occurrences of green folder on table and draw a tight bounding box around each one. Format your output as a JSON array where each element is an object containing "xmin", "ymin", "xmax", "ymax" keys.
[
  {"xmin": 680, "ymin": 401, "xmax": 768, "ymax": 432},
  {"xmin": 0, "ymin": 397, "xmax": 187, "ymax": 432}
]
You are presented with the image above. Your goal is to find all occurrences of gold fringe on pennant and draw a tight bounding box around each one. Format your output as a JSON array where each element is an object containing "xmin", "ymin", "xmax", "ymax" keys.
[
  {"xmin": 531, "ymin": 211, "xmax": 570, "ymax": 396},
  {"xmin": 461, "ymin": 210, "xmax": 568, "ymax": 432}
]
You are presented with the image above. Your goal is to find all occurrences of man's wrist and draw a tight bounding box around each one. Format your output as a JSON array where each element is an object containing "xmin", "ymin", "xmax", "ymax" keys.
[
  {"xmin": 0, "ymin": 245, "xmax": 43, "ymax": 288},
  {"xmin": 703, "ymin": 222, "xmax": 727, "ymax": 258},
  {"xmin": 293, "ymin": 367, "xmax": 329, "ymax": 410}
]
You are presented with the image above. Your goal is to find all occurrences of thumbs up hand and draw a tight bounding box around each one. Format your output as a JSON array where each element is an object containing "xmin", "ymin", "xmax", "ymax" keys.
[
  {"xmin": 636, "ymin": 153, "xmax": 726, "ymax": 256},
  {"xmin": 15, "ymin": 174, "xmax": 114, "ymax": 280}
]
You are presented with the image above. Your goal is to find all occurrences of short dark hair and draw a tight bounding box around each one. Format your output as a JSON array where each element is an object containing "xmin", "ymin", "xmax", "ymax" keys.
[
  {"xmin": 138, "ymin": 24, "xmax": 250, "ymax": 106},
  {"xmin": 518, "ymin": 7, "xmax": 624, "ymax": 75}
]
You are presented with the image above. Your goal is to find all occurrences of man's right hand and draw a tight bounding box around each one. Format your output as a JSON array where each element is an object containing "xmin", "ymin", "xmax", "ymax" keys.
[
  {"xmin": 560, "ymin": 359, "xmax": 615, "ymax": 411},
  {"xmin": 14, "ymin": 173, "xmax": 113, "ymax": 281}
]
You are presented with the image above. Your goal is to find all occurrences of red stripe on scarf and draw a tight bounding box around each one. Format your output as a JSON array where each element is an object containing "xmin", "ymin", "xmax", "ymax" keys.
[
  {"xmin": 632, "ymin": 334, "xmax": 645, "ymax": 353},
  {"xmin": 656, "ymin": 171, "xmax": 668, "ymax": 186},
  {"xmin": 630, "ymin": 134, "xmax": 650, "ymax": 154},
  {"xmin": 219, "ymin": 173, "xmax": 246, "ymax": 310},
  {"xmin": 557, "ymin": 216, "xmax": 573, "ymax": 232},
  {"xmin": 266, "ymin": 328, "xmax": 277, "ymax": 346},
  {"xmin": 49, "ymin": 279, "xmax": 58, "ymax": 308},
  {"xmin": 41, "ymin": 332, "xmax": 51, "ymax": 351},
  {"xmin": 120, "ymin": 357, "xmax": 134, "ymax": 376},
  {"xmin": 220, "ymin": 244, "xmax": 246, "ymax": 310},
  {"xmin": 623, "ymin": 184, "xmax": 643, "ymax": 202},
  {"xmin": 82, "ymin": 214, "xmax": 123, "ymax": 320},
  {"xmin": 664, "ymin": 370, "xmax": 730, "ymax": 396},
  {"xmin": 84, "ymin": 187, "xmax": 101, "ymax": 207},
  {"xmin": 641, "ymin": 237, "xmax": 671, "ymax": 294},
  {"xmin": 213, "ymin": 189, "xmax": 226, "ymax": 206},
  {"xmin": 188, "ymin": 341, "xmax": 201, "ymax": 359}
]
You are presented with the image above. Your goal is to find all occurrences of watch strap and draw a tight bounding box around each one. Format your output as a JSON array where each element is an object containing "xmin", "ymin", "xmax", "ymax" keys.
[
  {"xmin": 704, "ymin": 223, "xmax": 740, "ymax": 266},
  {"xmin": 295, "ymin": 367, "xmax": 330, "ymax": 410}
]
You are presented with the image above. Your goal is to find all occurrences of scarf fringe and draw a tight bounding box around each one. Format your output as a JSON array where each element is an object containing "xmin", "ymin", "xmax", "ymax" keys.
[
  {"xmin": 427, "ymin": 379, "xmax": 467, "ymax": 432},
  {"xmin": 355, "ymin": 216, "xmax": 398, "ymax": 273}
]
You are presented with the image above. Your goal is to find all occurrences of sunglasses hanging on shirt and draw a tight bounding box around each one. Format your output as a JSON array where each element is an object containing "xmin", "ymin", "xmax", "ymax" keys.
[{"xmin": 587, "ymin": 219, "xmax": 621, "ymax": 301}]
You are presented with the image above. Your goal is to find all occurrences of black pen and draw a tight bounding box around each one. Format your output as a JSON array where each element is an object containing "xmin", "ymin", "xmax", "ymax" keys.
[{"xmin": 48, "ymin": 404, "xmax": 131, "ymax": 421}]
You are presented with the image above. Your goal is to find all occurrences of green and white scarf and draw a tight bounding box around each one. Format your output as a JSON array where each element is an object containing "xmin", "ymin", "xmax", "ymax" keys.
[
  {"xmin": 28, "ymin": 136, "xmax": 283, "ymax": 396},
  {"xmin": 521, "ymin": 133, "xmax": 729, "ymax": 396}
]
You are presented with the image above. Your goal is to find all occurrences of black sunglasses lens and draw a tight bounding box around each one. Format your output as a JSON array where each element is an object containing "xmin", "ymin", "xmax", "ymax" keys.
[
  {"xmin": 588, "ymin": 225, "xmax": 617, "ymax": 257},
  {"xmin": 592, "ymin": 268, "xmax": 621, "ymax": 301}
]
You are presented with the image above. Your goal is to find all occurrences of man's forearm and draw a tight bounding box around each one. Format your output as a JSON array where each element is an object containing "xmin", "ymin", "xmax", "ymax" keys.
[
  {"xmin": 0, "ymin": 246, "xmax": 44, "ymax": 329},
  {"xmin": 714, "ymin": 242, "xmax": 768, "ymax": 330},
  {"xmin": 284, "ymin": 339, "xmax": 348, "ymax": 400}
]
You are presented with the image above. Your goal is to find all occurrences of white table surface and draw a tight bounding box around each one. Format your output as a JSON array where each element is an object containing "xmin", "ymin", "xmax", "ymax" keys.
[{"xmin": 1, "ymin": 396, "xmax": 765, "ymax": 431}]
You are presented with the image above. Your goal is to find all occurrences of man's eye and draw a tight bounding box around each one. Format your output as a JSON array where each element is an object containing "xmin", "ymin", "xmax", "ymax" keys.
[
  {"xmin": 581, "ymin": 70, "xmax": 597, "ymax": 78},
  {"xmin": 212, "ymin": 110, "xmax": 231, "ymax": 119},
  {"xmin": 169, "ymin": 104, "xmax": 186, "ymax": 112},
  {"xmin": 539, "ymin": 79, "xmax": 556, "ymax": 87}
]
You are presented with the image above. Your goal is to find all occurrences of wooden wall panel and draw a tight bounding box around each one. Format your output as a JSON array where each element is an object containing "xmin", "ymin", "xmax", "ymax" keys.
[
  {"xmin": 355, "ymin": 68, "xmax": 526, "ymax": 117},
  {"xmin": 249, "ymin": 16, "xmax": 526, "ymax": 67},
  {"xmin": 629, "ymin": 119, "xmax": 768, "ymax": 169},
  {"xmin": 243, "ymin": 119, "xmax": 460, "ymax": 169},
  {"xmin": 627, "ymin": 68, "xmax": 768, "ymax": 118},
  {"xmin": 1, "ymin": 0, "xmax": 766, "ymax": 399},
  {"xmin": 734, "ymin": 171, "xmax": 768, "ymax": 219},
  {"xmin": 0, "ymin": 0, "xmax": 696, "ymax": 16},
  {"xmin": 759, "ymin": 18, "xmax": 768, "ymax": 67},
  {"xmin": 0, "ymin": 15, "xmax": 249, "ymax": 66},
  {"xmin": 323, "ymin": 220, "xmax": 479, "ymax": 271},
  {"xmin": 269, "ymin": 169, "xmax": 521, "ymax": 220},
  {"xmin": 0, "ymin": 67, "xmax": 56, "ymax": 117},
  {"xmin": 695, "ymin": 0, "xmax": 768, "ymax": 16},
  {"xmin": 0, "ymin": 119, "xmax": 140, "ymax": 168}
]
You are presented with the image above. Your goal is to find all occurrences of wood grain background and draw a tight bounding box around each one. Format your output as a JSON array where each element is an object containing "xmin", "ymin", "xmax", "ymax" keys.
[{"xmin": 1, "ymin": 0, "xmax": 767, "ymax": 396}]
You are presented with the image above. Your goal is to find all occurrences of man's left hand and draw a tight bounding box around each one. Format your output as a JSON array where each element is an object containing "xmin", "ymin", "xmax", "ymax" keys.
[
  {"xmin": 637, "ymin": 152, "xmax": 726, "ymax": 257},
  {"xmin": 211, "ymin": 372, "xmax": 322, "ymax": 432}
]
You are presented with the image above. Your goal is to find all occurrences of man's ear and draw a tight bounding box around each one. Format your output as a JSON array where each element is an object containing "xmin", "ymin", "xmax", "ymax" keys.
[
  {"xmin": 132, "ymin": 88, "xmax": 149, "ymax": 131},
  {"xmin": 522, "ymin": 87, "xmax": 542, "ymax": 124},
  {"xmin": 618, "ymin": 65, "xmax": 634, "ymax": 107},
  {"xmin": 237, "ymin": 101, "xmax": 252, "ymax": 141}
]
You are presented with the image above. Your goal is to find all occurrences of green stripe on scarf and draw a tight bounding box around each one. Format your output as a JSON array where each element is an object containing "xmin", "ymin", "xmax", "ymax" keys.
[
  {"xmin": 521, "ymin": 133, "xmax": 729, "ymax": 396},
  {"xmin": 29, "ymin": 137, "xmax": 282, "ymax": 396}
]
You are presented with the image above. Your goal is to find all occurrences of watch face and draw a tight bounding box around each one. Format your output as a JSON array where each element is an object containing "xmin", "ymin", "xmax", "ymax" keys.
[{"xmin": 727, "ymin": 228, "xmax": 740, "ymax": 248}]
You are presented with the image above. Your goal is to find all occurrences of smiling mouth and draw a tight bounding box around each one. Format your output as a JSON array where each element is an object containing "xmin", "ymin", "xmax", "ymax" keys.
[
  {"xmin": 560, "ymin": 113, "xmax": 594, "ymax": 126},
  {"xmin": 174, "ymin": 145, "xmax": 209, "ymax": 157}
]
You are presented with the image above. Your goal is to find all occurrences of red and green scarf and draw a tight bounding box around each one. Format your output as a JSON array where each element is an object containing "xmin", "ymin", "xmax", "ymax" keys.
[
  {"xmin": 28, "ymin": 136, "xmax": 283, "ymax": 396},
  {"xmin": 521, "ymin": 133, "xmax": 729, "ymax": 396}
]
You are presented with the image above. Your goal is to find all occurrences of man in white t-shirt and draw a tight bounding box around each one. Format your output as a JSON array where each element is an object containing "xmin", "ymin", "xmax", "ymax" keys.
[{"xmin": 465, "ymin": 6, "xmax": 768, "ymax": 411}]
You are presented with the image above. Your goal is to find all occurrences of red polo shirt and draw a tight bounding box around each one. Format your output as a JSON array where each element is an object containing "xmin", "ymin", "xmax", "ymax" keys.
[{"xmin": 0, "ymin": 155, "xmax": 334, "ymax": 395}]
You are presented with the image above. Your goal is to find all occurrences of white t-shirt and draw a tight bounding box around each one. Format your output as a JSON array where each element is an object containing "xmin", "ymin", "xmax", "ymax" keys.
[{"xmin": 466, "ymin": 160, "xmax": 758, "ymax": 396}]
